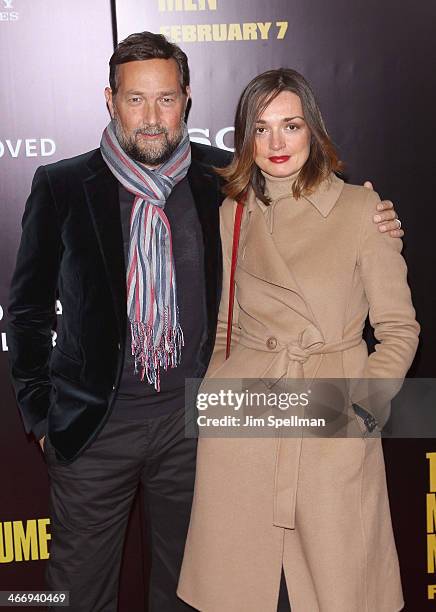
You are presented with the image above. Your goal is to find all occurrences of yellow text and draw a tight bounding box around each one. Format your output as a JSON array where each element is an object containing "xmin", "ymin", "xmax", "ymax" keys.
[
  {"xmin": 427, "ymin": 453, "xmax": 436, "ymax": 492},
  {"xmin": 160, "ymin": 21, "xmax": 288, "ymax": 42},
  {"xmin": 0, "ymin": 519, "xmax": 51, "ymax": 563}
]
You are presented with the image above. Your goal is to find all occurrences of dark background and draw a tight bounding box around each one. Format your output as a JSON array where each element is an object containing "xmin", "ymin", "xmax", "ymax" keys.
[{"xmin": 1, "ymin": 0, "xmax": 435, "ymax": 609}]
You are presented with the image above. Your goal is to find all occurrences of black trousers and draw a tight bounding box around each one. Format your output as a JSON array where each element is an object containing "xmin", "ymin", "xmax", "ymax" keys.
[{"xmin": 45, "ymin": 404, "xmax": 197, "ymax": 612}]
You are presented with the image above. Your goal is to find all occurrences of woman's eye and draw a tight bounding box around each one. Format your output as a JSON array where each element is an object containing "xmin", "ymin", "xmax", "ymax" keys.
[
  {"xmin": 255, "ymin": 127, "xmax": 267, "ymax": 134},
  {"xmin": 286, "ymin": 124, "xmax": 298, "ymax": 131}
]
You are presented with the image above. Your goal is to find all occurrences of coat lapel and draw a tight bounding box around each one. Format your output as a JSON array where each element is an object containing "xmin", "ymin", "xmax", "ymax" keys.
[
  {"xmin": 240, "ymin": 175, "xmax": 344, "ymax": 294},
  {"xmin": 240, "ymin": 190, "xmax": 303, "ymax": 290},
  {"xmin": 83, "ymin": 150, "xmax": 127, "ymax": 338},
  {"xmin": 239, "ymin": 189, "xmax": 318, "ymax": 325}
]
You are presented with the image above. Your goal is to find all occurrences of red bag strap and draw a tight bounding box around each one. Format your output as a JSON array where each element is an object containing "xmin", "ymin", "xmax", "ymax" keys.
[{"xmin": 226, "ymin": 200, "xmax": 244, "ymax": 359}]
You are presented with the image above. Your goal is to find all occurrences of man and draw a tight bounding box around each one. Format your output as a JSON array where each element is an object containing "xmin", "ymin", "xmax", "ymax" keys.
[{"xmin": 7, "ymin": 31, "xmax": 403, "ymax": 612}]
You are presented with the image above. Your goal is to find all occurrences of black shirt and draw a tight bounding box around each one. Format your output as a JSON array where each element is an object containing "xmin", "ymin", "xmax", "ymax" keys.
[{"xmin": 114, "ymin": 177, "xmax": 206, "ymax": 418}]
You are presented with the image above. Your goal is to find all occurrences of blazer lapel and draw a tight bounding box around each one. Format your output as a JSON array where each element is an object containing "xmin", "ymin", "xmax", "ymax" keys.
[
  {"xmin": 83, "ymin": 151, "xmax": 127, "ymax": 338},
  {"xmin": 188, "ymin": 158, "xmax": 222, "ymax": 344}
]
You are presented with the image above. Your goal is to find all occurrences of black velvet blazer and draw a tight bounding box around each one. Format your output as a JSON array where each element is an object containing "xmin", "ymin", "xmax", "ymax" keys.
[{"xmin": 7, "ymin": 143, "xmax": 231, "ymax": 461}]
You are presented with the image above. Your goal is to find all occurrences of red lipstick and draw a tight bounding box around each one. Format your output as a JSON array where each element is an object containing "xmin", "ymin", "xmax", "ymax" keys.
[{"xmin": 268, "ymin": 156, "xmax": 290, "ymax": 163}]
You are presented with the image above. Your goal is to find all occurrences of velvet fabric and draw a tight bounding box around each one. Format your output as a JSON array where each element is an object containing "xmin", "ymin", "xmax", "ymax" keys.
[{"xmin": 8, "ymin": 143, "xmax": 231, "ymax": 462}]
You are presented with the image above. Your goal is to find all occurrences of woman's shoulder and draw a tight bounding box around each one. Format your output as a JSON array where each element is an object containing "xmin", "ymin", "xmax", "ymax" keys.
[
  {"xmin": 327, "ymin": 178, "xmax": 381, "ymax": 232},
  {"xmin": 219, "ymin": 195, "xmax": 245, "ymax": 234},
  {"xmin": 220, "ymin": 195, "xmax": 237, "ymax": 212},
  {"xmin": 339, "ymin": 179, "xmax": 382, "ymax": 209}
]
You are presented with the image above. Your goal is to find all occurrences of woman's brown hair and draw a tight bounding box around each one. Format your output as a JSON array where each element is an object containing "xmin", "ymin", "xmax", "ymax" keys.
[{"xmin": 218, "ymin": 68, "xmax": 343, "ymax": 204}]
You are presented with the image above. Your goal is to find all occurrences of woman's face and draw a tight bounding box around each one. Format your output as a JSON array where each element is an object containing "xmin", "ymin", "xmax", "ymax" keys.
[{"xmin": 254, "ymin": 91, "xmax": 311, "ymax": 178}]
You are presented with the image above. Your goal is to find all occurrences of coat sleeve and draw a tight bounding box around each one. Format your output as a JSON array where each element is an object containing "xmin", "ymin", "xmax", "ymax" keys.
[
  {"xmin": 7, "ymin": 166, "xmax": 62, "ymax": 440},
  {"xmin": 205, "ymin": 198, "xmax": 242, "ymax": 377},
  {"xmin": 352, "ymin": 188, "xmax": 420, "ymax": 427}
]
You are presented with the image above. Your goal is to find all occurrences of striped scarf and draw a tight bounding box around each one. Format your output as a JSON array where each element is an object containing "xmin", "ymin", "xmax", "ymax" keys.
[{"xmin": 100, "ymin": 120, "xmax": 191, "ymax": 391}]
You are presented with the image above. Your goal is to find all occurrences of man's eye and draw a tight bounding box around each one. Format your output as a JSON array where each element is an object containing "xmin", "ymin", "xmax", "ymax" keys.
[
  {"xmin": 161, "ymin": 97, "xmax": 174, "ymax": 103},
  {"xmin": 129, "ymin": 97, "xmax": 141, "ymax": 103}
]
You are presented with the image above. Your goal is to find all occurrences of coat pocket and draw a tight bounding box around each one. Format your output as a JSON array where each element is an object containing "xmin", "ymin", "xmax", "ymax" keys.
[
  {"xmin": 50, "ymin": 346, "xmax": 83, "ymax": 382},
  {"xmin": 351, "ymin": 402, "xmax": 378, "ymax": 435}
]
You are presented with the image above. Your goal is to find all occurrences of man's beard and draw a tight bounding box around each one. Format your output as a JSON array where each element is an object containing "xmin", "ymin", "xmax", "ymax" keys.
[{"xmin": 113, "ymin": 116, "xmax": 185, "ymax": 166}]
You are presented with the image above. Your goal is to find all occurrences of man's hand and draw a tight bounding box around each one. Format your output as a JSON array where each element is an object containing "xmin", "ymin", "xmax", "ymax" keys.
[
  {"xmin": 39, "ymin": 436, "xmax": 45, "ymax": 451},
  {"xmin": 364, "ymin": 181, "xmax": 404, "ymax": 238}
]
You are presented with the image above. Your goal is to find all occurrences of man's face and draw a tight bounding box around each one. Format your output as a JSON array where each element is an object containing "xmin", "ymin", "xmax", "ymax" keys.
[{"xmin": 105, "ymin": 58, "xmax": 190, "ymax": 167}]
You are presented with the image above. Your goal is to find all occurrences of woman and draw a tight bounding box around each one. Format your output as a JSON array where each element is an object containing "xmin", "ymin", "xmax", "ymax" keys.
[{"xmin": 177, "ymin": 69, "xmax": 419, "ymax": 612}]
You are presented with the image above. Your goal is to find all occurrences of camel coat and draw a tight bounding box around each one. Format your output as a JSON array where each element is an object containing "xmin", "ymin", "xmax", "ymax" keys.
[{"xmin": 177, "ymin": 173, "xmax": 419, "ymax": 612}]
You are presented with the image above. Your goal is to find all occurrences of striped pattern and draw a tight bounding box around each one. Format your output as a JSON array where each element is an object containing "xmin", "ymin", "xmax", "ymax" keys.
[{"xmin": 100, "ymin": 120, "xmax": 191, "ymax": 391}]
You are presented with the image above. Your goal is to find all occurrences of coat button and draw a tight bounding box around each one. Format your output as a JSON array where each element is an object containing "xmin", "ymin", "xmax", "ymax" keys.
[{"xmin": 266, "ymin": 337, "xmax": 277, "ymax": 350}]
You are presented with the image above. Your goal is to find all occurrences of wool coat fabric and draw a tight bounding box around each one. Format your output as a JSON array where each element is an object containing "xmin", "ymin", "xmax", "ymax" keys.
[{"xmin": 177, "ymin": 173, "xmax": 419, "ymax": 612}]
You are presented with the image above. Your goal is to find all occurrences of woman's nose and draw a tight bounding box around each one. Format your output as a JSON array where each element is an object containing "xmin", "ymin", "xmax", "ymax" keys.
[{"xmin": 270, "ymin": 131, "xmax": 285, "ymax": 151}]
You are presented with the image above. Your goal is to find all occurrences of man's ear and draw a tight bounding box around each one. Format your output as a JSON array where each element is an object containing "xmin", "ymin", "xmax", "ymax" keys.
[
  {"xmin": 183, "ymin": 86, "xmax": 192, "ymax": 122},
  {"xmin": 105, "ymin": 87, "xmax": 115, "ymax": 119},
  {"xmin": 185, "ymin": 86, "xmax": 191, "ymax": 109}
]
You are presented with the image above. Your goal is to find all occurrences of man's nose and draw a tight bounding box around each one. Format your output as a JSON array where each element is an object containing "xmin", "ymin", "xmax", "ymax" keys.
[{"xmin": 142, "ymin": 102, "xmax": 159, "ymax": 126}]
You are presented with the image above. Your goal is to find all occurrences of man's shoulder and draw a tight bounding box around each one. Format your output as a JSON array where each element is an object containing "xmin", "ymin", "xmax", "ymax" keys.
[
  {"xmin": 41, "ymin": 148, "xmax": 103, "ymax": 180},
  {"xmin": 190, "ymin": 142, "xmax": 232, "ymax": 169}
]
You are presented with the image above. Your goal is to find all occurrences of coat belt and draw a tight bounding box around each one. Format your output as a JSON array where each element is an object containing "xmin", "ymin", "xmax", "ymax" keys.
[
  {"xmin": 239, "ymin": 326, "xmax": 363, "ymax": 380},
  {"xmin": 239, "ymin": 327, "xmax": 363, "ymax": 530}
]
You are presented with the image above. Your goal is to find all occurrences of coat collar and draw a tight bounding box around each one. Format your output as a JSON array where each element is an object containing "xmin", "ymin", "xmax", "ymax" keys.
[
  {"xmin": 247, "ymin": 172, "xmax": 344, "ymax": 220},
  {"xmin": 302, "ymin": 173, "xmax": 344, "ymax": 217}
]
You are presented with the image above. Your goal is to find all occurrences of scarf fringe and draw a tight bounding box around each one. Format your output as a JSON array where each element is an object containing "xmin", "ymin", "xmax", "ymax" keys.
[{"xmin": 131, "ymin": 312, "xmax": 185, "ymax": 392}]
